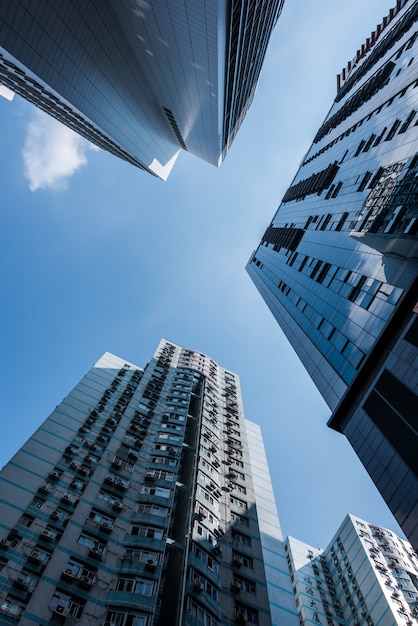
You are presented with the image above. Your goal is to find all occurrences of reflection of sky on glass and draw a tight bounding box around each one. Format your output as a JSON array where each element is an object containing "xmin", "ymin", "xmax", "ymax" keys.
[{"xmin": 0, "ymin": 0, "xmax": 404, "ymax": 550}]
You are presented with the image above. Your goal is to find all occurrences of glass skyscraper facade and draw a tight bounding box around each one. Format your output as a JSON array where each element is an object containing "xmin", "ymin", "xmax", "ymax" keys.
[
  {"xmin": 0, "ymin": 340, "xmax": 295, "ymax": 626},
  {"xmin": 247, "ymin": 1, "xmax": 418, "ymax": 548},
  {"xmin": 0, "ymin": 0, "xmax": 283, "ymax": 179}
]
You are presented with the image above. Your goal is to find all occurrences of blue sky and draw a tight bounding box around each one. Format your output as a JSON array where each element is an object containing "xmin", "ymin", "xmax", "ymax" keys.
[{"xmin": 0, "ymin": 0, "xmax": 401, "ymax": 548}]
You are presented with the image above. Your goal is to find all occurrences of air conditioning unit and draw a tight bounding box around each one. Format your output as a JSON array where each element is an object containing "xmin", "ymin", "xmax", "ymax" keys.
[
  {"xmin": 100, "ymin": 521, "xmax": 113, "ymax": 532},
  {"xmin": 53, "ymin": 601, "xmax": 70, "ymax": 617},
  {"xmin": 193, "ymin": 581, "xmax": 204, "ymax": 593},
  {"xmin": 62, "ymin": 568, "xmax": 77, "ymax": 579},
  {"xmin": 41, "ymin": 529, "xmax": 53, "ymax": 541},
  {"xmin": 14, "ymin": 577, "xmax": 27, "ymax": 588},
  {"xmin": 0, "ymin": 539, "xmax": 11, "ymax": 549},
  {"xmin": 29, "ymin": 550, "xmax": 41, "ymax": 562},
  {"xmin": 51, "ymin": 510, "xmax": 60, "ymax": 520},
  {"xmin": 89, "ymin": 546, "xmax": 102, "ymax": 559},
  {"xmin": 79, "ymin": 575, "xmax": 93, "ymax": 588},
  {"xmin": 145, "ymin": 559, "xmax": 157, "ymax": 570},
  {"xmin": 112, "ymin": 501, "xmax": 123, "ymax": 511}
]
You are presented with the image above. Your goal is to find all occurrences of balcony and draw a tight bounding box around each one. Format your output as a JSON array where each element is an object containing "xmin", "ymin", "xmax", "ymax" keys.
[
  {"xmin": 123, "ymin": 535, "xmax": 164, "ymax": 550},
  {"xmin": 105, "ymin": 590, "xmax": 156, "ymax": 612}
]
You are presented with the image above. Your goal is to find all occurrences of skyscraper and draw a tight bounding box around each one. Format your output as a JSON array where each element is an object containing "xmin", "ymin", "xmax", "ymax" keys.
[
  {"xmin": 0, "ymin": 0, "xmax": 283, "ymax": 179},
  {"xmin": 0, "ymin": 339, "xmax": 291, "ymax": 625},
  {"xmin": 285, "ymin": 514, "xmax": 418, "ymax": 626},
  {"xmin": 247, "ymin": 0, "xmax": 418, "ymax": 548}
]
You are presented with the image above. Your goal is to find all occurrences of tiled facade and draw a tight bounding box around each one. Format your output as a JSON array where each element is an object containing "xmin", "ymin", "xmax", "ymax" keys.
[
  {"xmin": 247, "ymin": 0, "xmax": 418, "ymax": 548},
  {"xmin": 0, "ymin": 340, "xmax": 277, "ymax": 625},
  {"xmin": 0, "ymin": 0, "xmax": 284, "ymax": 179},
  {"xmin": 285, "ymin": 514, "xmax": 418, "ymax": 626}
]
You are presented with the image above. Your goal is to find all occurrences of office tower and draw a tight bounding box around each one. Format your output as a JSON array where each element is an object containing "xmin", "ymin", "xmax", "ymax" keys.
[
  {"xmin": 285, "ymin": 514, "xmax": 418, "ymax": 626},
  {"xmin": 0, "ymin": 0, "xmax": 283, "ymax": 180},
  {"xmin": 247, "ymin": 0, "xmax": 418, "ymax": 547},
  {"xmin": 0, "ymin": 339, "xmax": 285, "ymax": 625}
]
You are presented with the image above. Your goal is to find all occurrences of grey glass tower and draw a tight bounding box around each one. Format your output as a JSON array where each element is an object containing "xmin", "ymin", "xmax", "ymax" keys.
[
  {"xmin": 247, "ymin": 0, "xmax": 418, "ymax": 549},
  {"xmin": 0, "ymin": 0, "xmax": 283, "ymax": 179},
  {"xmin": 0, "ymin": 340, "xmax": 294, "ymax": 626}
]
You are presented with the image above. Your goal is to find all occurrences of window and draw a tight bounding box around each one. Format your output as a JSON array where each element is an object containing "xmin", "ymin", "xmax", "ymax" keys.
[
  {"xmin": 193, "ymin": 545, "xmax": 218, "ymax": 573},
  {"xmin": 88, "ymin": 508, "xmax": 114, "ymax": 531},
  {"xmin": 193, "ymin": 572, "xmax": 219, "ymax": 600},
  {"xmin": 111, "ymin": 456, "xmax": 135, "ymax": 472},
  {"xmin": 1, "ymin": 597, "xmax": 25, "ymax": 618},
  {"xmin": 132, "ymin": 526, "xmax": 165, "ymax": 540},
  {"xmin": 70, "ymin": 477, "xmax": 86, "ymax": 492},
  {"xmin": 154, "ymin": 444, "xmax": 178, "ymax": 454},
  {"xmin": 98, "ymin": 490, "xmax": 120, "ymax": 506},
  {"xmin": 158, "ymin": 433, "xmax": 181, "ymax": 442},
  {"xmin": 151, "ymin": 456, "xmax": 177, "ymax": 466},
  {"xmin": 161, "ymin": 423, "xmax": 183, "ymax": 432},
  {"xmin": 63, "ymin": 558, "xmax": 96, "ymax": 584},
  {"xmin": 187, "ymin": 599, "xmax": 219, "ymax": 626},
  {"xmin": 232, "ymin": 531, "xmax": 251, "ymax": 547},
  {"xmin": 357, "ymin": 172, "xmax": 372, "ymax": 192},
  {"xmin": 31, "ymin": 497, "xmax": 45, "ymax": 509},
  {"xmin": 234, "ymin": 603, "xmax": 259, "ymax": 624},
  {"xmin": 230, "ymin": 512, "xmax": 249, "ymax": 527},
  {"xmin": 235, "ymin": 485, "xmax": 247, "ymax": 495},
  {"xmin": 49, "ymin": 590, "xmax": 84, "ymax": 619},
  {"xmin": 233, "ymin": 551, "xmax": 254, "ymax": 569},
  {"xmin": 116, "ymin": 577, "xmax": 155, "ymax": 596},
  {"xmin": 230, "ymin": 496, "xmax": 247, "ymax": 510},
  {"xmin": 232, "ymin": 575, "xmax": 256, "ymax": 594},
  {"xmin": 104, "ymin": 610, "xmax": 148, "ymax": 626},
  {"xmin": 137, "ymin": 503, "xmax": 168, "ymax": 517},
  {"xmin": 19, "ymin": 514, "xmax": 34, "ymax": 528},
  {"xmin": 123, "ymin": 549, "xmax": 160, "ymax": 564},
  {"xmin": 142, "ymin": 486, "xmax": 171, "ymax": 498},
  {"xmin": 385, "ymin": 119, "xmax": 402, "ymax": 140},
  {"xmin": 196, "ymin": 524, "xmax": 214, "ymax": 544},
  {"xmin": 145, "ymin": 469, "xmax": 175, "ymax": 481},
  {"xmin": 77, "ymin": 532, "xmax": 106, "ymax": 555},
  {"xmin": 198, "ymin": 487, "xmax": 215, "ymax": 506}
]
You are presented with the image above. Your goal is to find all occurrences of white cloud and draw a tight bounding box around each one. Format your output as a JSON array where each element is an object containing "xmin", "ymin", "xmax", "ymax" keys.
[{"xmin": 22, "ymin": 109, "xmax": 98, "ymax": 191}]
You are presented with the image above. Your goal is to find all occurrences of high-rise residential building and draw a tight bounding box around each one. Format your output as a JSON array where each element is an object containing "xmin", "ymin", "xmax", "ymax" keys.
[
  {"xmin": 285, "ymin": 514, "xmax": 418, "ymax": 626},
  {"xmin": 0, "ymin": 339, "xmax": 294, "ymax": 626},
  {"xmin": 247, "ymin": 0, "xmax": 418, "ymax": 548},
  {"xmin": 0, "ymin": 0, "xmax": 283, "ymax": 180}
]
